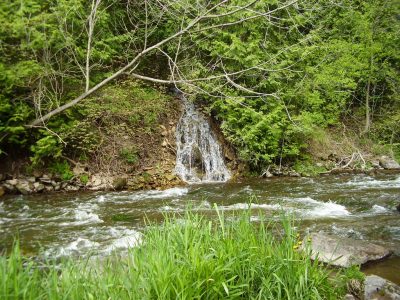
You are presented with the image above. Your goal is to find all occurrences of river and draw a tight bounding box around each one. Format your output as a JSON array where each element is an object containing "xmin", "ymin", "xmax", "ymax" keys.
[{"xmin": 1, "ymin": 172, "xmax": 399, "ymax": 283}]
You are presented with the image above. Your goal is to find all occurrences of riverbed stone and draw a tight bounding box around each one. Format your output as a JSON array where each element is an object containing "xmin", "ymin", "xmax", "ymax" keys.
[
  {"xmin": 379, "ymin": 156, "xmax": 400, "ymax": 170},
  {"xmin": 303, "ymin": 232, "xmax": 392, "ymax": 267},
  {"xmin": 364, "ymin": 275, "xmax": 400, "ymax": 300}
]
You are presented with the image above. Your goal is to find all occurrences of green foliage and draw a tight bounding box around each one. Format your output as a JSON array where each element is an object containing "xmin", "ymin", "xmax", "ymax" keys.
[
  {"xmin": 294, "ymin": 159, "xmax": 327, "ymax": 177},
  {"xmin": 30, "ymin": 134, "xmax": 62, "ymax": 166},
  {"xmin": 48, "ymin": 160, "xmax": 74, "ymax": 181},
  {"xmin": 79, "ymin": 174, "xmax": 89, "ymax": 184},
  {"xmin": 119, "ymin": 147, "xmax": 138, "ymax": 165},
  {"xmin": 0, "ymin": 209, "xmax": 346, "ymax": 299}
]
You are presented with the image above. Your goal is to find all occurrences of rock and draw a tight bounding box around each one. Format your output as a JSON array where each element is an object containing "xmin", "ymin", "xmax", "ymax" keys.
[
  {"xmin": 33, "ymin": 182, "xmax": 45, "ymax": 192},
  {"xmin": 343, "ymin": 294, "xmax": 356, "ymax": 300},
  {"xmin": 303, "ymin": 232, "xmax": 392, "ymax": 267},
  {"xmin": 288, "ymin": 171, "xmax": 301, "ymax": 177},
  {"xmin": 113, "ymin": 177, "xmax": 127, "ymax": 190},
  {"xmin": 162, "ymin": 140, "xmax": 168, "ymax": 147},
  {"xmin": 26, "ymin": 176, "xmax": 36, "ymax": 183},
  {"xmin": 6, "ymin": 179, "xmax": 18, "ymax": 186},
  {"xmin": 379, "ymin": 156, "xmax": 400, "ymax": 170},
  {"xmin": 161, "ymin": 131, "xmax": 168, "ymax": 137},
  {"xmin": 0, "ymin": 173, "xmax": 5, "ymax": 181},
  {"xmin": 65, "ymin": 185, "xmax": 79, "ymax": 192},
  {"xmin": 2, "ymin": 183, "xmax": 15, "ymax": 193},
  {"xmin": 73, "ymin": 165, "xmax": 86, "ymax": 176},
  {"xmin": 44, "ymin": 185, "xmax": 54, "ymax": 192},
  {"xmin": 54, "ymin": 183, "xmax": 61, "ymax": 191},
  {"xmin": 396, "ymin": 204, "xmax": 400, "ymax": 213},
  {"xmin": 0, "ymin": 186, "xmax": 5, "ymax": 197},
  {"xmin": 165, "ymin": 174, "xmax": 175, "ymax": 181},
  {"xmin": 364, "ymin": 275, "xmax": 400, "ymax": 300},
  {"xmin": 16, "ymin": 181, "xmax": 33, "ymax": 195}
]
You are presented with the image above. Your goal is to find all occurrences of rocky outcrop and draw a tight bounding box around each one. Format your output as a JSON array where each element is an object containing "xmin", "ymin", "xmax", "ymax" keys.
[
  {"xmin": 364, "ymin": 275, "xmax": 400, "ymax": 300},
  {"xmin": 303, "ymin": 232, "xmax": 392, "ymax": 267}
]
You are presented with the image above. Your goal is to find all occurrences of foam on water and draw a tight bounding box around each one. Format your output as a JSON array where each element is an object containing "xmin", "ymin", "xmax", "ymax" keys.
[
  {"xmin": 344, "ymin": 175, "xmax": 400, "ymax": 188},
  {"xmin": 222, "ymin": 203, "xmax": 281, "ymax": 210},
  {"xmin": 304, "ymin": 201, "xmax": 350, "ymax": 217},
  {"xmin": 106, "ymin": 187, "xmax": 189, "ymax": 202},
  {"xmin": 51, "ymin": 238, "xmax": 100, "ymax": 257},
  {"xmin": 370, "ymin": 204, "xmax": 389, "ymax": 214},
  {"xmin": 105, "ymin": 230, "xmax": 142, "ymax": 253},
  {"xmin": 59, "ymin": 203, "xmax": 102, "ymax": 226}
]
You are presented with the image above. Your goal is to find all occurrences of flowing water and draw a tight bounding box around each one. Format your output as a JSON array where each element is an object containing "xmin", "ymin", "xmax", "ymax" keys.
[
  {"xmin": 175, "ymin": 96, "xmax": 230, "ymax": 183},
  {"xmin": 1, "ymin": 173, "xmax": 400, "ymax": 283}
]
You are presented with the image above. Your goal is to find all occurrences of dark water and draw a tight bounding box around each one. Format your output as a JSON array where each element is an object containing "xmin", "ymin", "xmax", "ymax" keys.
[{"xmin": 1, "ymin": 173, "xmax": 399, "ymax": 282}]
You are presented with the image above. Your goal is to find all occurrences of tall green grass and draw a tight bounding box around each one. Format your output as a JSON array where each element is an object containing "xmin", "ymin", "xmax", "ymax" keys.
[{"xmin": 1, "ymin": 209, "xmax": 345, "ymax": 299}]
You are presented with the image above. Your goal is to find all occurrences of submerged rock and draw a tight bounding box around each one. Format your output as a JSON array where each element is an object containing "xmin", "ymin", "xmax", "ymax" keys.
[
  {"xmin": 364, "ymin": 275, "xmax": 400, "ymax": 300},
  {"xmin": 303, "ymin": 232, "xmax": 392, "ymax": 267}
]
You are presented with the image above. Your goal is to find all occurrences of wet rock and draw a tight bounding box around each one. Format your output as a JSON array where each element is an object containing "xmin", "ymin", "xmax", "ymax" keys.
[
  {"xmin": 0, "ymin": 186, "xmax": 5, "ymax": 197},
  {"xmin": 364, "ymin": 275, "xmax": 400, "ymax": 300},
  {"xmin": 379, "ymin": 156, "xmax": 400, "ymax": 170},
  {"xmin": 303, "ymin": 232, "xmax": 392, "ymax": 267},
  {"xmin": 33, "ymin": 182, "xmax": 45, "ymax": 192},
  {"xmin": 113, "ymin": 177, "xmax": 127, "ymax": 190},
  {"xmin": 16, "ymin": 181, "xmax": 33, "ymax": 195}
]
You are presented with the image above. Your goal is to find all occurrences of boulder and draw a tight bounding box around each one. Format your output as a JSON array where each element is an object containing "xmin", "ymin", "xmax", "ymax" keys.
[
  {"xmin": 33, "ymin": 182, "xmax": 45, "ymax": 192},
  {"xmin": 379, "ymin": 156, "xmax": 400, "ymax": 170},
  {"xmin": 303, "ymin": 232, "xmax": 392, "ymax": 267},
  {"xmin": 6, "ymin": 179, "xmax": 18, "ymax": 186},
  {"xmin": 16, "ymin": 180, "xmax": 33, "ymax": 195},
  {"xmin": 26, "ymin": 176, "xmax": 36, "ymax": 183},
  {"xmin": 364, "ymin": 275, "xmax": 400, "ymax": 300},
  {"xmin": 2, "ymin": 183, "xmax": 15, "ymax": 193}
]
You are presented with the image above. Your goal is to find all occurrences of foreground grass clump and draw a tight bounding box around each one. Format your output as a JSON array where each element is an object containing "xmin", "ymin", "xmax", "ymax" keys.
[{"xmin": 1, "ymin": 210, "xmax": 345, "ymax": 299}]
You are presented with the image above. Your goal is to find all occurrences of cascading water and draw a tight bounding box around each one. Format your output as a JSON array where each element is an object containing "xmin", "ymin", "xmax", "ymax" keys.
[{"xmin": 175, "ymin": 95, "xmax": 231, "ymax": 183}]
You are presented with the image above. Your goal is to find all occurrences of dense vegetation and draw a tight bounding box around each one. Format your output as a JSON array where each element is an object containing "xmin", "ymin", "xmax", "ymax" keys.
[
  {"xmin": 0, "ymin": 0, "xmax": 399, "ymax": 171},
  {"xmin": 0, "ymin": 210, "xmax": 361, "ymax": 299}
]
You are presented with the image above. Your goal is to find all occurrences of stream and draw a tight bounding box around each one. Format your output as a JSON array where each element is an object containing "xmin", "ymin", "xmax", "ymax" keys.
[{"xmin": 1, "ymin": 173, "xmax": 399, "ymax": 283}]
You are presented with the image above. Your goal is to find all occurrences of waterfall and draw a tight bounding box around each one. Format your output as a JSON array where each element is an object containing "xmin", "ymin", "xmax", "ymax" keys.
[{"xmin": 175, "ymin": 96, "xmax": 231, "ymax": 183}]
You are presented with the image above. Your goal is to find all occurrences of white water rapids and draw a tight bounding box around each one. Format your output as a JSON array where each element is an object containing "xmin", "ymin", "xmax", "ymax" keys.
[{"xmin": 175, "ymin": 95, "xmax": 231, "ymax": 183}]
